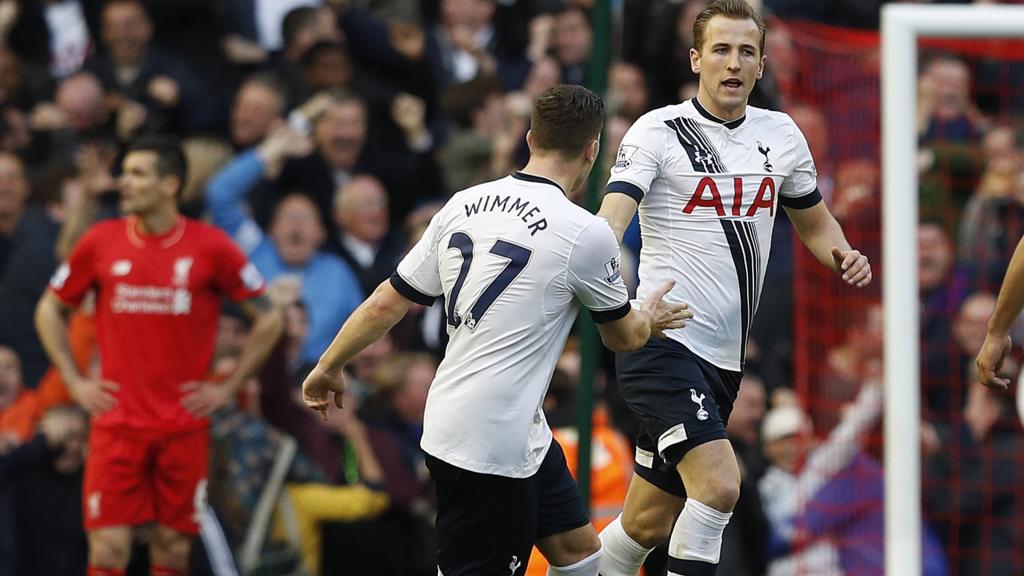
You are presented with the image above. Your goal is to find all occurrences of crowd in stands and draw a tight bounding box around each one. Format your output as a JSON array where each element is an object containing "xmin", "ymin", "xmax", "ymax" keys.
[{"xmin": 0, "ymin": 0, "xmax": 1021, "ymax": 574}]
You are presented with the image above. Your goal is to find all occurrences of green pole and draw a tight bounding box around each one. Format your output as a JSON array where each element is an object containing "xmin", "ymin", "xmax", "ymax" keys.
[{"xmin": 576, "ymin": 0, "xmax": 612, "ymax": 511}]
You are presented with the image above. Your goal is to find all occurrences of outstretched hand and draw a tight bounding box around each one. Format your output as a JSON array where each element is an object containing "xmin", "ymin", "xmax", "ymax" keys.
[
  {"xmin": 302, "ymin": 365, "xmax": 347, "ymax": 420},
  {"xmin": 831, "ymin": 247, "xmax": 872, "ymax": 287},
  {"xmin": 640, "ymin": 280, "xmax": 693, "ymax": 338},
  {"xmin": 976, "ymin": 332, "xmax": 1012, "ymax": 390}
]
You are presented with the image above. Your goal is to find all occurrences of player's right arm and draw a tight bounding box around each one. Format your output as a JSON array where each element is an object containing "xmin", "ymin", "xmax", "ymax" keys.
[
  {"xmin": 976, "ymin": 236, "xmax": 1024, "ymax": 389},
  {"xmin": 596, "ymin": 280, "xmax": 689, "ymax": 352},
  {"xmin": 35, "ymin": 292, "xmax": 118, "ymax": 415},
  {"xmin": 569, "ymin": 220, "xmax": 690, "ymax": 352},
  {"xmin": 302, "ymin": 280, "xmax": 415, "ymax": 417},
  {"xmin": 599, "ymin": 111, "xmax": 663, "ymax": 243},
  {"xmin": 597, "ymin": 193, "xmax": 639, "ymax": 244},
  {"xmin": 304, "ymin": 203, "xmax": 446, "ymax": 417},
  {"xmin": 35, "ymin": 228, "xmax": 119, "ymax": 415}
]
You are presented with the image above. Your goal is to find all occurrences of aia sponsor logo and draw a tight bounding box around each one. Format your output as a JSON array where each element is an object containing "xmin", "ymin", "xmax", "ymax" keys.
[{"xmin": 682, "ymin": 176, "xmax": 776, "ymax": 217}]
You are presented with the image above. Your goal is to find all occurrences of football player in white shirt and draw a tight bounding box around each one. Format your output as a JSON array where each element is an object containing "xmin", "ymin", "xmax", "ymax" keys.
[
  {"xmin": 594, "ymin": 2, "xmax": 872, "ymax": 576},
  {"xmin": 302, "ymin": 85, "xmax": 691, "ymax": 576}
]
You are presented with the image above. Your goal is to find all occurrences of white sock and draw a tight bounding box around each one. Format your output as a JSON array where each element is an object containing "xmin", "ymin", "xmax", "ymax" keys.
[
  {"xmin": 667, "ymin": 499, "xmax": 732, "ymax": 576},
  {"xmin": 546, "ymin": 546, "xmax": 602, "ymax": 576},
  {"xmin": 597, "ymin": 515, "xmax": 653, "ymax": 576}
]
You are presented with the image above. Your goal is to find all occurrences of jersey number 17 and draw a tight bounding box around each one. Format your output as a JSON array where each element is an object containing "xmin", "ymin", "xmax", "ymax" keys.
[{"xmin": 446, "ymin": 232, "xmax": 532, "ymax": 331}]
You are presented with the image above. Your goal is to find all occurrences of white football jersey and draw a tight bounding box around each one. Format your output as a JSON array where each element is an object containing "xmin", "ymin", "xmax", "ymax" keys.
[
  {"xmin": 608, "ymin": 98, "xmax": 821, "ymax": 371},
  {"xmin": 392, "ymin": 172, "xmax": 631, "ymax": 478}
]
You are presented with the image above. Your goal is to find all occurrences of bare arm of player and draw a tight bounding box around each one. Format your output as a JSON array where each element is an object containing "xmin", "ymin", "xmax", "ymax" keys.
[
  {"xmin": 596, "ymin": 280, "xmax": 691, "ymax": 352},
  {"xmin": 597, "ymin": 192, "xmax": 640, "ymax": 244},
  {"xmin": 785, "ymin": 202, "xmax": 872, "ymax": 288},
  {"xmin": 302, "ymin": 280, "xmax": 414, "ymax": 419},
  {"xmin": 976, "ymin": 236, "xmax": 1024, "ymax": 390},
  {"xmin": 181, "ymin": 294, "xmax": 284, "ymax": 417},
  {"xmin": 34, "ymin": 291, "xmax": 120, "ymax": 415}
]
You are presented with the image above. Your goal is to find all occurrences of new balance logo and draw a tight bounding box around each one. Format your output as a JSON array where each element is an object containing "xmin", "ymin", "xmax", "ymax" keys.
[
  {"xmin": 509, "ymin": 555, "xmax": 522, "ymax": 574},
  {"xmin": 690, "ymin": 389, "xmax": 709, "ymax": 421},
  {"xmin": 758, "ymin": 141, "xmax": 773, "ymax": 172},
  {"xmin": 112, "ymin": 260, "xmax": 132, "ymax": 276}
]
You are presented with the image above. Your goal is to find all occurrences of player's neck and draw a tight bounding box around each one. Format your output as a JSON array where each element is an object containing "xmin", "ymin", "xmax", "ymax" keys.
[
  {"xmin": 519, "ymin": 158, "xmax": 578, "ymax": 196},
  {"xmin": 135, "ymin": 206, "xmax": 181, "ymax": 236},
  {"xmin": 694, "ymin": 90, "xmax": 745, "ymax": 122}
]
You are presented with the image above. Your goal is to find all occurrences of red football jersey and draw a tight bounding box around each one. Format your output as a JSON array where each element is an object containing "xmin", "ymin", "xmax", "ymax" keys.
[{"xmin": 49, "ymin": 217, "xmax": 266, "ymax": 431}]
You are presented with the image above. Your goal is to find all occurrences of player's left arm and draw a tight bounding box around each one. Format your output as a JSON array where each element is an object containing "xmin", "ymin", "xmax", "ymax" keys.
[
  {"xmin": 181, "ymin": 293, "xmax": 284, "ymax": 417},
  {"xmin": 784, "ymin": 202, "xmax": 872, "ymax": 288},
  {"xmin": 302, "ymin": 280, "xmax": 415, "ymax": 418}
]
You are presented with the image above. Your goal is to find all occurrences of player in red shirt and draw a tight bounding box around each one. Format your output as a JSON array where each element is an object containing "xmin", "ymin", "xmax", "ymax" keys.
[{"xmin": 35, "ymin": 135, "xmax": 284, "ymax": 576}]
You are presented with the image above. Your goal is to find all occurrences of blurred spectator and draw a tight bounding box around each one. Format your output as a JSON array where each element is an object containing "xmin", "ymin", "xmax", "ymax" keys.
[
  {"xmin": 958, "ymin": 125, "xmax": 1024, "ymax": 285},
  {"xmin": 440, "ymin": 74, "xmax": 524, "ymax": 192},
  {"xmin": 329, "ymin": 174, "xmax": 406, "ymax": 295},
  {"xmin": 607, "ymin": 61, "xmax": 649, "ymax": 121},
  {"xmin": 300, "ymin": 41, "xmax": 353, "ymax": 98},
  {"xmin": 551, "ymin": 6, "xmax": 592, "ymax": 85},
  {"xmin": 721, "ymin": 374, "xmax": 769, "ymax": 576},
  {"xmin": 927, "ymin": 380, "xmax": 1024, "ymax": 576},
  {"xmin": 0, "ymin": 150, "xmax": 27, "ymax": 273},
  {"xmin": 179, "ymin": 136, "xmax": 233, "ymax": 217},
  {"xmin": 321, "ymin": 352, "xmax": 438, "ymax": 576},
  {"xmin": 271, "ymin": 6, "xmax": 343, "ymax": 105},
  {"xmin": 918, "ymin": 55, "xmax": 986, "ymax": 144},
  {"xmin": 760, "ymin": 384, "xmax": 948, "ymax": 576},
  {"xmin": 0, "ymin": 0, "xmax": 92, "ymax": 78},
  {"xmin": 0, "ymin": 153, "xmax": 64, "ymax": 387},
  {"xmin": 9, "ymin": 405, "xmax": 89, "ymax": 576},
  {"xmin": 24, "ymin": 71, "xmax": 113, "ymax": 169},
  {"xmin": 207, "ymin": 124, "xmax": 364, "ymax": 367},
  {"xmin": 821, "ymin": 302, "xmax": 883, "ymax": 430},
  {"xmin": 83, "ymin": 0, "xmax": 219, "ymax": 137},
  {"xmin": 919, "ymin": 222, "xmax": 976, "ymax": 420},
  {"xmin": 273, "ymin": 92, "xmax": 446, "ymax": 230},
  {"xmin": 0, "ymin": 345, "xmax": 36, "ymax": 443},
  {"xmin": 424, "ymin": 0, "xmax": 529, "ymax": 89},
  {"xmin": 230, "ymin": 73, "xmax": 286, "ymax": 151}
]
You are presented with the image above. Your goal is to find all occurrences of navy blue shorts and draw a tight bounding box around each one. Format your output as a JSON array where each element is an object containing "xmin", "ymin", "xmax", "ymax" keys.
[
  {"xmin": 615, "ymin": 338, "xmax": 742, "ymax": 498},
  {"xmin": 425, "ymin": 438, "xmax": 589, "ymax": 576}
]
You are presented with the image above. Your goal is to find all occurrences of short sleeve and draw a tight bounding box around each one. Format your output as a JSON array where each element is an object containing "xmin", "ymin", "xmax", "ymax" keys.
[
  {"xmin": 49, "ymin": 229, "xmax": 99, "ymax": 307},
  {"xmin": 779, "ymin": 120, "xmax": 822, "ymax": 209},
  {"xmin": 391, "ymin": 208, "xmax": 444, "ymax": 305},
  {"xmin": 567, "ymin": 219, "xmax": 631, "ymax": 323},
  {"xmin": 606, "ymin": 114, "xmax": 665, "ymax": 203},
  {"xmin": 213, "ymin": 231, "xmax": 267, "ymax": 302}
]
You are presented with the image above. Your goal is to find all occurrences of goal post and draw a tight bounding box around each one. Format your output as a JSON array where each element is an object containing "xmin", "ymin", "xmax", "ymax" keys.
[{"xmin": 881, "ymin": 5, "xmax": 1024, "ymax": 575}]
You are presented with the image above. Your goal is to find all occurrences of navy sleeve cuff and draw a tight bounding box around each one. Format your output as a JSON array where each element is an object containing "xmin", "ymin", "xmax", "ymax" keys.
[
  {"xmin": 590, "ymin": 302, "xmax": 631, "ymax": 324},
  {"xmin": 779, "ymin": 188, "xmax": 823, "ymax": 209},
  {"xmin": 389, "ymin": 273, "xmax": 437, "ymax": 305},
  {"xmin": 606, "ymin": 181, "xmax": 645, "ymax": 204}
]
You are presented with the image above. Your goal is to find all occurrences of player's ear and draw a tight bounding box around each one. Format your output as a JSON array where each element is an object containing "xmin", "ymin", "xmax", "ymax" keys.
[
  {"xmin": 690, "ymin": 47, "xmax": 701, "ymax": 74},
  {"xmin": 525, "ymin": 129, "xmax": 533, "ymax": 152},
  {"xmin": 587, "ymin": 136, "xmax": 600, "ymax": 163},
  {"xmin": 160, "ymin": 175, "xmax": 180, "ymax": 199},
  {"xmin": 756, "ymin": 54, "xmax": 766, "ymax": 79}
]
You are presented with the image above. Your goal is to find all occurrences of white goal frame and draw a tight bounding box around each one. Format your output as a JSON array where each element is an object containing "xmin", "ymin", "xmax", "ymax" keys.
[{"xmin": 882, "ymin": 5, "xmax": 1024, "ymax": 574}]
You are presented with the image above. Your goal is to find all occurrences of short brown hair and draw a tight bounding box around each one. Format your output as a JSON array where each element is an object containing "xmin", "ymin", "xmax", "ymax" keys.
[
  {"xmin": 529, "ymin": 84, "xmax": 604, "ymax": 158},
  {"xmin": 693, "ymin": 0, "xmax": 766, "ymax": 55}
]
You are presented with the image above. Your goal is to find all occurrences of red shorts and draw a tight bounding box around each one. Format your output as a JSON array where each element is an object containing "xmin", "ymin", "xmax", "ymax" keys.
[{"xmin": 83, "ymin": 426, "xmax": 209, "ymax": 534}]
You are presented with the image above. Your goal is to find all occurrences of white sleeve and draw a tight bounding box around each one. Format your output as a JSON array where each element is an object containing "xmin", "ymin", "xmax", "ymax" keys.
[
  {"xmin": 779, "ymin": 119, "xmax": 822, "ymax": 208},
  {"xmin": 567, "ymin": 219, "xmax": 631, "ymax": 323},
  {"xmin": 391, "ymin": 209, "xmax": 444, "ymax": 304},
  {"xmin": 605, "ymin": 114, "xmax": 665, "ymax": 203}
]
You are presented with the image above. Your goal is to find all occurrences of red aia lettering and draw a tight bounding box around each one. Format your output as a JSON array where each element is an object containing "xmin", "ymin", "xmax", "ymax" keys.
[
  {"xmin": 682, "ymin": 177, "xmax": 725, "ymax": 216},
  {"xmin": 746, "ymin": 177, "xmax": 775, "ymax": 217}
]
